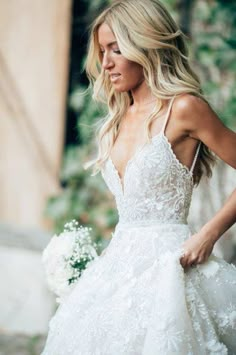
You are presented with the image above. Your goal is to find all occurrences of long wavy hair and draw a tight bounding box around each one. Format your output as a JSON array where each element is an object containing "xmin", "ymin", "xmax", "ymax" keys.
[{"xmin": 84, "ymin": 0, "xmax": 215, "ymax": 185}]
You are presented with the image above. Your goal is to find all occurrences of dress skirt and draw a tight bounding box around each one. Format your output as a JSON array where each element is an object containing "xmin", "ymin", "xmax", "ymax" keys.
[{"xmin": 41, "ymin": 222, "xmax": 236, "ymax": 355}]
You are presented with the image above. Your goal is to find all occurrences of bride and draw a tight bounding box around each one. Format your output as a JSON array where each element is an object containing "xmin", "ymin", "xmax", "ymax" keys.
[{"xmin": 42, "ymin": 0, "xmax": 236, "ymax": 354}]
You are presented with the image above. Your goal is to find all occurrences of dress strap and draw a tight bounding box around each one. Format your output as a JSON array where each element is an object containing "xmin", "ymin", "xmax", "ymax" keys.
[
  {"xmin": 190, "ymin": 142, "xmax": 201, "ymax": 173},
  {"xmin": 161, "ymin": 95, "xmax": 177, "ymax": 134}
]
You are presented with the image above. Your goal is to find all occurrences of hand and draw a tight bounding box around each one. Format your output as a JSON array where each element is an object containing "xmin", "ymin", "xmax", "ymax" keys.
[{"xmin": 179, "ymin": 231, "xmax": 215, "ymax": 270}]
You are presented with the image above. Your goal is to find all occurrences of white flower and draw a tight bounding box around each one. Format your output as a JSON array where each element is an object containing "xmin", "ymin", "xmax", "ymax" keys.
[{"xmin": 42, "ymin": 220, "xmax": 98, "ymax": 303}]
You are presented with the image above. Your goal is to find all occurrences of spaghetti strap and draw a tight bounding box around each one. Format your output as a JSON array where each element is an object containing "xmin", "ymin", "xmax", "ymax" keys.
[
  {"xmin": 190, "ymin": 142, "xmax": 201, "ymax": 173},
  {"xmin": 161, "ymin": 95, "xmax": 176, "ymax": 134}
]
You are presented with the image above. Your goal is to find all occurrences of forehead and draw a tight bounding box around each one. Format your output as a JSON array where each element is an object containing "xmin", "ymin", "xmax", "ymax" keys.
[{"xmin": 97, "ymin": 23, "xmax": 117, "ymax": 46}]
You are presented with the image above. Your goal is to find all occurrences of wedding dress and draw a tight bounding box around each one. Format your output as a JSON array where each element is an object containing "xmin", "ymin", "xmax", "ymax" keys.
[{"xmin": 41, "ymin": 96, "xmax": 236, "ymax": 355}]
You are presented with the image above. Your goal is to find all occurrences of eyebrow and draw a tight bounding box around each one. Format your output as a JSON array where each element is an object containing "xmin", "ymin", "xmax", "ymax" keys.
[{"xmin": 99, "ymin": 41, "xmax": 118, "ymax": 47}]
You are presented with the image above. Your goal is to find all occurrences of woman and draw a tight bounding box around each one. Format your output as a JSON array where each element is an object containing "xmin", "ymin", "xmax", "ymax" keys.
[{"xmin": 42, "ymin": 0, "xmax": 236, "ymax": 354}]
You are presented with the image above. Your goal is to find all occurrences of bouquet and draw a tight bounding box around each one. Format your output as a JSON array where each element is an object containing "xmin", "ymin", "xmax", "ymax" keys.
[{"xmin": 42, "ymin": 220, "xmax": 99, "ymax": 304}]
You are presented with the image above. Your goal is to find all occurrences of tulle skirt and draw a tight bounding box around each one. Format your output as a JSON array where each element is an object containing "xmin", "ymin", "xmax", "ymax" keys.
[{"xmin": 41, "ymin": 222, "xmax": 236, "ymax": 355}]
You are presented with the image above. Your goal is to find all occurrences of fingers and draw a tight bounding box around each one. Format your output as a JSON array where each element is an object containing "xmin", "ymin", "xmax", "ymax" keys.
[
  {"xmin": 180, "ymin": 249, "xmax": 203, "ymax": 269},
  {"xmin": 179, "ymin": 249, "xmax": 190, "ymax": 268}
]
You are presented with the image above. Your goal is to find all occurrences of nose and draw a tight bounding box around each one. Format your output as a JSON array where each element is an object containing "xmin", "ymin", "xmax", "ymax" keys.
[{"xmin": 102, "ymin": 52, "xmax": 114, "ymax": 70}]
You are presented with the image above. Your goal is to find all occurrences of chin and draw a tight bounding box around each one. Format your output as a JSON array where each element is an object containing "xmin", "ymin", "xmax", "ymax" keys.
[
  {"xmin": 113, "ymin": 85, "xmax": 136, "ymax": 93},
  {"xmin": 114, "ymin": 88, "xmax": 127, "ymax": 93}
]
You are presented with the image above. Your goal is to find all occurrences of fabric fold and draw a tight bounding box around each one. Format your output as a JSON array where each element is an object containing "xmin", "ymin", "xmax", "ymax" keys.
[{"xmin": 142, "ymin": 249, "xmax": 202, "ymax": 354}]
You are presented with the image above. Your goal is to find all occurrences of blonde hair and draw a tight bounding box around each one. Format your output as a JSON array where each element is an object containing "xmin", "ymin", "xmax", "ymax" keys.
[{"xmin": 84, "ymin": 0, "xmax": 215, "ymax": 184}]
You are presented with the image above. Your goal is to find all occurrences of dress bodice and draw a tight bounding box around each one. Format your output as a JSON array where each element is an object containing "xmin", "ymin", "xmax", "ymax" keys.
[{"xmin": 101, "ymin": 96, "xmax": 200, "ymax": 227}]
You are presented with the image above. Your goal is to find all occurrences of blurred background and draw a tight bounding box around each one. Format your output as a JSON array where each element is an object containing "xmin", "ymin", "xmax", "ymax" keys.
[{"xmin": 0, "ymin": 0, "xmax": 235, "ymax": 353}]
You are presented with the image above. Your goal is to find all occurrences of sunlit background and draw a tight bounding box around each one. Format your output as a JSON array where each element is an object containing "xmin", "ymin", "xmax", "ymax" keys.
[{"xmin": 0, "ymin": 0, "xmax": 235, "ymax": 353}]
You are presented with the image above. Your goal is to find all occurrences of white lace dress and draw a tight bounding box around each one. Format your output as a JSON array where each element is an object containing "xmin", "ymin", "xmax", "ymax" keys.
[{"xmin": 41, "ymin": 98, "xmax": 236, "ymax": 355}]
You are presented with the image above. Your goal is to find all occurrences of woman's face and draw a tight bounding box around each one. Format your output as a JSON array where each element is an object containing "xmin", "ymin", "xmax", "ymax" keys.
[{"xmin": 97, "ymin": 23, "xmax": 144, "ymax": 92}]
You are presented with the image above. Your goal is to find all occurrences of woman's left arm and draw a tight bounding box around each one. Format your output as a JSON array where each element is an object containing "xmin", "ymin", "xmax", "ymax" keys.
[
  {"xmin": 200, "ymin": 188, "xmax": 236, "ymax": 243},
  {"xmin": 180, "ymin": 189, "xmax": 236, "ymax": 269},
  {"xmin": 176, "ymin": 94, "xmax": 236, "ymax": 269}
]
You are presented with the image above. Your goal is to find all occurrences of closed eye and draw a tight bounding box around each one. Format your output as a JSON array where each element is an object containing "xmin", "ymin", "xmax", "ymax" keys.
[{"xmin": 99, "ymin": 49, "xmax": 121, "ymax": 55}]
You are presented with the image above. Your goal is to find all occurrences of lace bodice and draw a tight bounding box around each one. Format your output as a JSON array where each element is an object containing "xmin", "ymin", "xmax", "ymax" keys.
[{"xmin": 101, "ymin": 96, "xmax": 200, "ymax": 226}]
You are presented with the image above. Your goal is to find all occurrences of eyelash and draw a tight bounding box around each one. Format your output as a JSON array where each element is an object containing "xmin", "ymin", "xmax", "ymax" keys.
[{"xmin": 100, "ymin": 50, "xmax": 121, "ymax": 55}]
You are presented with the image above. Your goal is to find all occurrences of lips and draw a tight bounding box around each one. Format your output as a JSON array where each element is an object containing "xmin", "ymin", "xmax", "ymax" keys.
[
  {"xmin": 110, "ymin": 73, "xmax": 121, "ymax": 78},
  {"xmin": 109, "ymin": 73, "xmax": 121, "ymax": 82}
]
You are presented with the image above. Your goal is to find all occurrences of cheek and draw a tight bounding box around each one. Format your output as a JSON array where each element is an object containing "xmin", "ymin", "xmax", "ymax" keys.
[
  {"xmin": 121, "ymin": 62, "xmax": 144, "ymax": 82},
  {"xmin": 118, "ymin": 58, "xmax": 143, "ymax": 77}
]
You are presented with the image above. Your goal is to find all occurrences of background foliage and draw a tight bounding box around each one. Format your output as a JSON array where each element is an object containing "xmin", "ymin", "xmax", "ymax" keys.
[{"xmin": 45, "ymin": 0, "xmax": 236, "ymax": 252}]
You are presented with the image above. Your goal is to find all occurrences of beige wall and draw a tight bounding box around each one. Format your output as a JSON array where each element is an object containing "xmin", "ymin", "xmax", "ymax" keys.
[{"xmin": 0, "ymin": 0, "xmax": 71, "ymax": 229}]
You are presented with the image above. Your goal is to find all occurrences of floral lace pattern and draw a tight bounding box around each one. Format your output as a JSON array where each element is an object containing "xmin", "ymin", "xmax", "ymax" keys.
[
  {"xmin": 41, "ymin": 132, "xmax": 236, "ymax": 355},
  {"xmin": 102, "ymin": 133, "xmax": 193, "ymax": 226}
]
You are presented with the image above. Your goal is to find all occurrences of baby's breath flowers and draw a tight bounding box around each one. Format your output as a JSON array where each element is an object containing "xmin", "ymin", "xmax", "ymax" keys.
[{"xmin": 42, "ymin": 220, "xmax": 99, "ymax": 304}]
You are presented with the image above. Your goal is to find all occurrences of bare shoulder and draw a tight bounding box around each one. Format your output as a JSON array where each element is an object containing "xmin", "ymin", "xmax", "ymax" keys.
[
  {"xmin": 173, "ymin": 93, "xmax": 209, "ymax": 112},
  {"xmin": 171, "ymin": 93, "xmax": 227, "ymax": 137},
  {"xmin": 171, "ymin": 93, "xmax": 213, "ymax": 130},
  {"xmin": 171, "ymin": 93, "xmax": 236, "ymax": 168}
]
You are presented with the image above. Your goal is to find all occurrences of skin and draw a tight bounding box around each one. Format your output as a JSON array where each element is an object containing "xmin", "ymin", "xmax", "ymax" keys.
[{"xmin": 98, "ymin": 23, "xmax": 236, "ymax": 269}]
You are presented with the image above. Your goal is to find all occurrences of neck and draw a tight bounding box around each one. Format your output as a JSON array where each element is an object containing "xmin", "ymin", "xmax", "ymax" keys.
[{"xmin": 130, "ymin": 80, "xmax": 158, "ymax": 109}]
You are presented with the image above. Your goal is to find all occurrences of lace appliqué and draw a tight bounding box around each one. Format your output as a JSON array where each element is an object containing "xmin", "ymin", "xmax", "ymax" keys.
[{"xmin": 102, "ymin": 133, "xmax": 193, "ymax": 226}]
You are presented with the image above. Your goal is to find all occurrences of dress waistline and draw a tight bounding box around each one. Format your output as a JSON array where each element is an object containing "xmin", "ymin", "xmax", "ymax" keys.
[{"xmin": 115, "ymin": 219, "xmax": 188, "ymax": 230}]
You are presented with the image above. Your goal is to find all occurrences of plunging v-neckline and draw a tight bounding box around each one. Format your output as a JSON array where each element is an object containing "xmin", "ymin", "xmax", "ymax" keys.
[
  {"xmin": 108, "ymin": 132, "xmax": 194, "ymax": 196},
  {"xmin": 107, "ymin": 95, "xmax": 197, "ymax": 195},
  {"xmin": 108, "ymin": 133, "xmax": 153, "ymax": 194}
]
